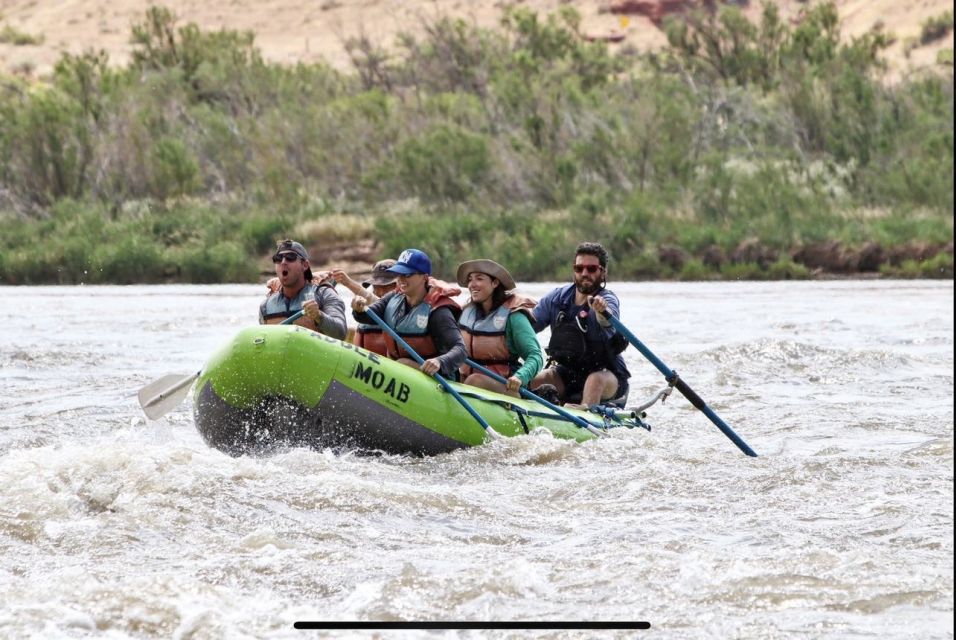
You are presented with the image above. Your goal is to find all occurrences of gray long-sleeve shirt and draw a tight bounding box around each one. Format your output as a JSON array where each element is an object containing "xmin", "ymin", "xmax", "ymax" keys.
[{"xmin": 259, "ymin": 283, "xmax": 348, "ymax": 340}]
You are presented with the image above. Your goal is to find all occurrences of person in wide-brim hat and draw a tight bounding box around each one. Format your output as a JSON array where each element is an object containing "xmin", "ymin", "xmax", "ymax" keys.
[
  {"xmin": 456, "ymin": 259, "xmax": 516, "ymax": 291},
  {"xmin": 362, "ymin": 259, "xmax": 399, "ymax": 289},
  {"xmin": 328, "ymin": 258, "xmax": 400, "ymax": 357},
  {"xmin": 456, "ymin": 258, "xmax": 541, "ymax": 398}
]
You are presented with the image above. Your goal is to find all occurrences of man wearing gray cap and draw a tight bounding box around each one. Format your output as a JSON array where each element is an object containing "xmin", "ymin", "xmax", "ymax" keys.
[{"xmin": 259, "ymin": 239, "xmax": 347, "ymax": 340}]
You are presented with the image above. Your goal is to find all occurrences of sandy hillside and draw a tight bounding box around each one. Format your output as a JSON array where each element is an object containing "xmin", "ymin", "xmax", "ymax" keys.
[{"xmin": 1, "ymin": 0, "xmax": 952, "ymax": 79}]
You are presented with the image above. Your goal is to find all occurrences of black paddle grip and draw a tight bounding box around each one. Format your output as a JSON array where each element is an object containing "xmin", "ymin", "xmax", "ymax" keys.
[{"xmin": 672, "ymin": 377, "xmax": 706, "ymax": 411}]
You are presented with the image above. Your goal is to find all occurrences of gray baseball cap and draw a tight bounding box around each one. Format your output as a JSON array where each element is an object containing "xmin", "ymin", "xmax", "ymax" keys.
[{"xmin": 273, "ymin": 239, "xmax": 313, "ymax": 280}]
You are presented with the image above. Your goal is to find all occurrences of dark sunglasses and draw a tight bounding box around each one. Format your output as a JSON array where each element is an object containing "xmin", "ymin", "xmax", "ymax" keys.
[
  {"xmin": 272, "ymin": 253, "xmax": 301, "ymax": 264},
  {"xmin": 573, "ymin": 264, "xmax": 602, "ymax": 274}
]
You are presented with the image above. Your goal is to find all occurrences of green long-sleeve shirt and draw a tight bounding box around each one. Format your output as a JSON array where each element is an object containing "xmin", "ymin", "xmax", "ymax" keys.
[{"xmin": 505, "ymin": 311, "xmax": 544, "ymax": 386}]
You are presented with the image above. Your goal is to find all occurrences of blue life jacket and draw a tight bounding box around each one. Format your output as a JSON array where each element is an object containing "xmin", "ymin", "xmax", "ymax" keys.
[{"xmin": 260, "ymin": 283, "xmax": 321, "ymax": 323}]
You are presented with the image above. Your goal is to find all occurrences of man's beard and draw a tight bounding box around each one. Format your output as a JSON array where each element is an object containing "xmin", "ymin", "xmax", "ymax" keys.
[{"xmin": 575, "ymin": 277, "xmax": 602, "ymax": 296}]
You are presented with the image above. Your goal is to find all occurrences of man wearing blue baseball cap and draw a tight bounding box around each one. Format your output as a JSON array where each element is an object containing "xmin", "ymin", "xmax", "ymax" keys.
[
  {"xmin": 351, "ymin": 248, "xmax": 466, "ymax": 379},
  {"xmin": 260, "ymin": 239, "xmax": 347, "ymax": 339}
]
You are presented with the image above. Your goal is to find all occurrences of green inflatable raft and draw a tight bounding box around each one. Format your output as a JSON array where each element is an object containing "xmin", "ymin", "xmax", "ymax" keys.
[{"xmin": 194, "ymin": 324, "xmax": 646, "ymax": 456}]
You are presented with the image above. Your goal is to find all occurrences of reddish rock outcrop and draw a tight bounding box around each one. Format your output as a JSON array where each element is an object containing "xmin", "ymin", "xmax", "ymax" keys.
[
  {"xmin": 700, "ymin": 244, "xmax": 726, "ymax": 269},
  {"xmin": 855, "ymin": 241, "xmax": 885, "ymax": 272},
  {"xmin": 584, "ymin": 31, "xmax": 627, "ymax": 43},
  {"xmin": 607, "ymin": 0, "xmax": 747, "ymax": 26},
  {"xmin": 792, "ymin": 240, "xmax": 853, "ymax": 273},
  {"xmin": 885, "ymin": 241, "xmax": 943, "ymax": 266},
  {"xmin": 658, "ymin": 244, "xmax": 689, "ymax": 271},
  {"xmin": 730, "ymin": 238, "xmax": 778, "ymax": 268}
]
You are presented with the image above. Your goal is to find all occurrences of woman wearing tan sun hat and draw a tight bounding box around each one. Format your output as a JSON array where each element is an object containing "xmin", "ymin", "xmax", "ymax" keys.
[{"xmin": 455, "ymin": 259, "xmax": 543, "ymax": 397}]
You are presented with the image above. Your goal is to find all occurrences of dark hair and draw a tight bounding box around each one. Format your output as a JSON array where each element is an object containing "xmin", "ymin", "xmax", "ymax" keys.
[
  {"xmin": 491, "ymin": 283, "xmax": 508, "ymax": 309},
  {"xmin": 575, "ymin": 242, "xmax": 609, "ymax": 269}
]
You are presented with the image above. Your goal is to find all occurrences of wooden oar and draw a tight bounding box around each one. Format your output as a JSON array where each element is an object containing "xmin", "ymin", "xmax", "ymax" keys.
[
  {"xmin": 463, "ymin": 358, "xmax": 606, "ymax": 438},
  {"xmin": 604, "ymin": 313, "xmax": 758, "ymax": 457},
  {"xmin": 137, "ymin": 310, "xmax": 304, "ymax": 420},
  {"xmin": 363, "ymin": 308, "xmax": 500, "ymax": 440}
]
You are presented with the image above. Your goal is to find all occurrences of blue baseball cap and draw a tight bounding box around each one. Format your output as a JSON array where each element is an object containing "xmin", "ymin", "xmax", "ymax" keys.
[{"xmin": 386, "ymin": 249, "xmax": 432, "ymax": 276}]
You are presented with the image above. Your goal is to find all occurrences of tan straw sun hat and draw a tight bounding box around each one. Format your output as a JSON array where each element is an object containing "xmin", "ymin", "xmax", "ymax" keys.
[{"xmin": 456, "ymin": 259, "xmax": 516, "ymax": 291}]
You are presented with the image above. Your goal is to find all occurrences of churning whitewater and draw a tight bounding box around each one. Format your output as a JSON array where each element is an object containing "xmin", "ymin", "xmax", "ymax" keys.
[{"xmin": 0, "ymin": 281, "xmax": 952, "ymax": 639}]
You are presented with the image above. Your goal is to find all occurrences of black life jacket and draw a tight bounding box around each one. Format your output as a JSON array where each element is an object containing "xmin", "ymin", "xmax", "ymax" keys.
[{"xmin": 545, "ymin": 290, "xmax": 627, "ymax": 375}]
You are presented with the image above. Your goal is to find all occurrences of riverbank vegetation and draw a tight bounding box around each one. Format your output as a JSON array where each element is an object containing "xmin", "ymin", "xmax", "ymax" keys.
[{"xmin": 0, "ymin": 3, "xmax": 952, "ymax": 283}]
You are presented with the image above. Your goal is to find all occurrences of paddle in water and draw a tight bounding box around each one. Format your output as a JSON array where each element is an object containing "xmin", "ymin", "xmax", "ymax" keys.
[
  {"xmin": 463, "ymin": 358, "xmax": 607, "ymax": 438},
  {"xmin": 137, "ymin": 310, "xmax": 305, "ymax": 420},
  {"xmin": 604, "ymin": 313, "xmax": 758, "ymax": 457},
  {"xmin": 363, "ymin": 308, "xmax": 500, "ymax": 440}
]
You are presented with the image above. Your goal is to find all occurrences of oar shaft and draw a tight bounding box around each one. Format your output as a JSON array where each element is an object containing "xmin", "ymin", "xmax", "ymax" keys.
[
  {"xmin": 605, "ymin": 314, "xmax": 757, "ymax": 457},
  {"xmin": 464, "ymin": 358, "xmax": 605, "ymax": 437},
  {"xmin": 138, "ymin": 310, "xmax": 309, "ymax": 421},
  {"xmin": 364, "ymin": 308, "xmax": 493, "ymax": 433}
]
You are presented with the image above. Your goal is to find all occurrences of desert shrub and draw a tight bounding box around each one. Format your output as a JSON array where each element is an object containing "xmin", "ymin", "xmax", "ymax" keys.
[
  {"xmin": 390, "ymin": 124, "xmax": 490, "ymax": 203},
  {"xmin": 295, "ymin": 214, "xmax": 376, "ymax": 243},
  {"xmin": 0, "ymin": 3, "xmax": 951, "ymax": 283},
  {"xmin": 90, "ymin": 236, "xmax": 167, "ymax": 284},
  {"xmin": 151, "ymin": 137, "xmax": 201, "ymax": 198},
  {"xmin": 239, "ymin": 215, "xmax": 293, "ymax": 254},
  {"xmin": 677, "ymin": 258, "xmax": 714, "ymax": 281},
  {"xmin": 176, "ymin": 241, "xmax": 254, "ymax": 283},
  {"xmin": 766, "ymin": 256, "xmax": 811, "ymax": 279},
  {"xmin": 0, "ymin": 24, "xmax": 44, "ymax": 46},
  {"xmin": 919, "ymin": 11, "xmax": 954, "ymax": 46}
]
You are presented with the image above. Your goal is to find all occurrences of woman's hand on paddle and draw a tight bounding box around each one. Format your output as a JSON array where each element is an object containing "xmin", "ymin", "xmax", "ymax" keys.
[
  {"xmin": 421, "ymin": 358, "xmax": 441, "ymax": 376},
  {"xmin": 506, "ymin": 375, "xmax": 522, "ymax": 393},
  {"xmin": 351, "ymin": 296, "xmax": 368, "ymax": 313}
]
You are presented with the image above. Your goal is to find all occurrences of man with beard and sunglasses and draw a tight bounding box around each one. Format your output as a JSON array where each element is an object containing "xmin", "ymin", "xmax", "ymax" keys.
[
  {"xmin": 259, "ymin": 239, "xmax": 347, "ymax": 339},
  {"xmin": 529, "ymin": 242, "xmax": 630, "ymax": 409}
]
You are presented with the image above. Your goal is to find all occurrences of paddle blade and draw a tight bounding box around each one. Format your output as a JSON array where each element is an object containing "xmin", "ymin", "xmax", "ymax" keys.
[{"xmin": 137, "ymin": 372, "xmax": 199, "ymax": 420}]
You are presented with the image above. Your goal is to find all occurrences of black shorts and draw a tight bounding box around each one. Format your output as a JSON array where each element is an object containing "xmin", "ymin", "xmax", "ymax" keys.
[{"xmin": 553, "ymin": 364, "xmax": 629, "ymax": 407}]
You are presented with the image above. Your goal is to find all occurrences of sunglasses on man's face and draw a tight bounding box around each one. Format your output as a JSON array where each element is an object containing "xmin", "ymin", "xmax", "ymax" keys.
[
  {"xmin": 573, "ymin": 264, "xmax": 602, "ymax": 274},
  {"xmin": 272, "ymin": 253, "xmax": 301, "ymax": 264}
]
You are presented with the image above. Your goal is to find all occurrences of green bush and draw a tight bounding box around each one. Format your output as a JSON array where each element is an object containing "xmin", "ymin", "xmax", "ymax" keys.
[
  {"xmin": 0, "ymin": 24, "xmax": 44, "ymax": 45},
  {"xmin": 176, "ymin": 241, "xmax": 255, "ymax": 283},
  {"xmin": 766, "ymin": 256, "xmax": 811, "ymax": 279},
  {"xmin": 920, "ymin": 11, "xmax": 953, "ymax": 46},
  {"xmin": 391, "ymin": 124, "xmax": 490, "ymax": 203},
  {"xmin": 152, "ymin": 137, "xmax": 201, "ymax": 198},
  {"xmin": 240, "ymin": 215, "xmax": 293, "ymax": 254},
  {"xmin": 74, "ymin": 237, "xmax": 157, "ymax": 284},
  {"xmin": 0, "ymin": 3, "xmax": 951, "ymax": 283},
  {"xmin": 678, "ymin": 258, "xmax": 715, "ymax": 281}
]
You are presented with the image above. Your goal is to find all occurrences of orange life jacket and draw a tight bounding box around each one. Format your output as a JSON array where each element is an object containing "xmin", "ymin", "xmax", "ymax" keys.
[
  {"xmin": 353, "ymin": 324, "xmax": 388, "ymax": 356},
  {"xmin": 459, "ymin": 294, "xmax": 536, "ymax": 378},
  {"xmin": 381, "ymin": 278, "xmax": 462, "ymax": 360}
]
